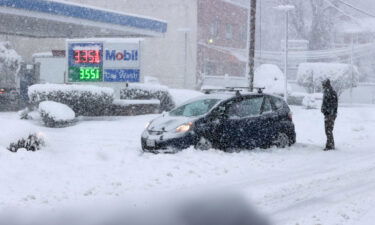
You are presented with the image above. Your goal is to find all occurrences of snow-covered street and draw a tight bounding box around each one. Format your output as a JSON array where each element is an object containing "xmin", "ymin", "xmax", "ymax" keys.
[{"xmin": 1, "ymin": 104, "xmax": 375, "ymax": 225}]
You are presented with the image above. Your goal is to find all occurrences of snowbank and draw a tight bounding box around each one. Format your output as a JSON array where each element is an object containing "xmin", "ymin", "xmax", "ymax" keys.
[
  {"xmin": 39, "ymin": 101, "xmax": 75, "ymax": 121},
  {"xmin": 254, "ymin": 64, "xmax": 290, "ymax": 95}
]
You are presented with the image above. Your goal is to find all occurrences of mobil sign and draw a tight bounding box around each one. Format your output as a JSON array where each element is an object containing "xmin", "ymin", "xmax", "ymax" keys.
[{"xmin": 103, "ymin": 42, "xmax": 141, "ymax": 82}]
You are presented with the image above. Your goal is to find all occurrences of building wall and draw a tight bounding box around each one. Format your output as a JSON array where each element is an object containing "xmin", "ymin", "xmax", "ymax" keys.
[{"xmin": 197, "ymin": 0, "xmax": 248, "ymax": 81}]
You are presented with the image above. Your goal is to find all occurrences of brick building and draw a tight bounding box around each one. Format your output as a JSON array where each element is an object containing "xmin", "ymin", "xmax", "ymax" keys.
[{"xmin": 197, "ymin": 0, "xmax": 249, "ymax": 80}]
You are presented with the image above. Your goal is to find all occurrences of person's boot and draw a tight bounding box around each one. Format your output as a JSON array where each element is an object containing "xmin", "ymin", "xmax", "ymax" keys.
[{"xmin": 324, "ymin": 145, "xmax": 335, "ymax": 151}]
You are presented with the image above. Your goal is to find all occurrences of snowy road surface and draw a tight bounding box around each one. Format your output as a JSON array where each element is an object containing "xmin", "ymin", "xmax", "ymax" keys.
[{"xmin": 1, "ymin": 105, "xmax": 375, "ymax": 225}]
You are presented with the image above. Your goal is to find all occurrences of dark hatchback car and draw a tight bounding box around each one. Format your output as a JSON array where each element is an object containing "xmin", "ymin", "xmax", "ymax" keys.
[{"xmin": 141, "ymin": 91, "xmax": 296, "ymax": 153}]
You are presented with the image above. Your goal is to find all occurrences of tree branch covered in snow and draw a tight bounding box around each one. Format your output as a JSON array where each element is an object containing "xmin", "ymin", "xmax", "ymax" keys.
[
  {"xmin": 0, "ymin": 42, "xmax": 22, "ymax": 87},
  {"xmin": 297, "ymin": 62, "xmax": 359, "ymax": 96}
]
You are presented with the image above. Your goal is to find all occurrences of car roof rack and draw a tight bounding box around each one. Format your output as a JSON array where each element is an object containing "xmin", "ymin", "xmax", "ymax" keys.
[
  {"xmin": 202, "ymin": 86, "xmax": 266, "ymax": 95},
  {"xmin": 254, "ymin": 87, "xmax": 266, "ymax": 94}
]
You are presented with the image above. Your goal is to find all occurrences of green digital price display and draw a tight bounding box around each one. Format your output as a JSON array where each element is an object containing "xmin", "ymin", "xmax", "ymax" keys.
[
  {"xmin": 79, "ymin": 67, "xmax": 100, "ymax": 80},
  {"xmin": 68, "ymin": 67, "xmax": 102, "ymax": 82}
]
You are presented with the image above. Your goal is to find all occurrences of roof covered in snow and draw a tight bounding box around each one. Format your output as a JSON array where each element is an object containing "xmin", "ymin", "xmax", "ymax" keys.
[{"xmin": 0, "ymin": 0, "xmax": 167, "ymax": 38}]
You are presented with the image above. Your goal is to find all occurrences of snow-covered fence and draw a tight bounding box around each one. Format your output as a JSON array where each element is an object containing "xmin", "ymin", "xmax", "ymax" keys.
[
  {"xmin": 297, "ymin": 63, "xmax": 359, "ymax": 96},
  {"xmin": 28, "ymin": 84, "xmax": 114, "ymax": 116},
  {"xmin": 39, "ymin": 101, "xmax": 75, "ymax": 127},
  {"xmin": 120, "ymin": 83, "xmax": 175, "ymax": 112}
]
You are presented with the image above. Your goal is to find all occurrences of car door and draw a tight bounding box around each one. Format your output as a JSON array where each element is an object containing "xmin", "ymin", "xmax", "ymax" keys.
[
  {"xmin": 217, "ymin": 96, "xmax": 264, "ymax": 149},
  {"xmin": 256, "ymin": 96, "xmax": 277, "ymax": 147}
]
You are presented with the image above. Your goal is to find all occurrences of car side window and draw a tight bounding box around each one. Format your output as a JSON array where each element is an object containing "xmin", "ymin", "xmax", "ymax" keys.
[
  {"xmin": 273, "ymin": 97, "xmax": 284, "ymax": 110},
  {"xmin": 227, "ymin": 97, "xmax": 263, "ymax": 119},
  {"xmin": 262, "ymin": 97, "xmax": 273, "ymax": 114}
]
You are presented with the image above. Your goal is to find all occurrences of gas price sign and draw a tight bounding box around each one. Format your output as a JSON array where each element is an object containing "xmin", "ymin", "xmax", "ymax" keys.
[
  {"xmin": 67, "ymin": 40, "xmax": 141, "ymax": 83},
  {"xmin": 67, "ymin": 42, "xmax": 103, "ymax": 82}
]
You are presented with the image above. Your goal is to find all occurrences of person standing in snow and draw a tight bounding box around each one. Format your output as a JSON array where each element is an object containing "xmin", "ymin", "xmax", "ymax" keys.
[{"xmin": 321, "ymin": 79, "xmax": 338, "ymax": 150}]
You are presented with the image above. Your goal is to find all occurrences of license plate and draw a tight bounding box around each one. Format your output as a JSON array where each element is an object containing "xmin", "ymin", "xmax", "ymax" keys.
[{"xmin": 146, "ymin": 139, "xmax": 156, "ymax": 147}]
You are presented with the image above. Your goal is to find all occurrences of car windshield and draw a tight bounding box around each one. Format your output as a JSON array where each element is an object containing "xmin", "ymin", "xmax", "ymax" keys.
[{"xmin": 169, "ymin": 99, "xmax": 220, "ymax": 117}]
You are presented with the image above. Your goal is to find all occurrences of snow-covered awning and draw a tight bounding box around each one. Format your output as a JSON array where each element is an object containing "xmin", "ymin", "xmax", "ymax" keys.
[{"xmin": 0, "ymin": 0, "xmax": 167, "ymax": 38}]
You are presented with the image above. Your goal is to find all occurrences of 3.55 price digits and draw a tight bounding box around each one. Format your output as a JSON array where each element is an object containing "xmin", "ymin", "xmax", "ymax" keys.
[{"xmin": 79, "ymin": 68, "xmax": 100, "ymax": 80}]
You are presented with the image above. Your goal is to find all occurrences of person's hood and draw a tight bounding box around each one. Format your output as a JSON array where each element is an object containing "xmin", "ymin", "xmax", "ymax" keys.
[
  {"xmin": 148, "ymin": 115, "xmax": 196, "ymax": 132},
  {"xmin": 322, "ymin": 79, "xmax": 331, "ymax": 89}
]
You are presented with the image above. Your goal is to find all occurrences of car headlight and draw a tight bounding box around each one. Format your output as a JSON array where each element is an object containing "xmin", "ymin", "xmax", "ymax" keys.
[
  {"xmin": 145, "ymin": 122, "xmax": 151, "ymax": 129},
  {"xmin": 176, "ymin": 122, "xmax": 193, "ymax": 133}
]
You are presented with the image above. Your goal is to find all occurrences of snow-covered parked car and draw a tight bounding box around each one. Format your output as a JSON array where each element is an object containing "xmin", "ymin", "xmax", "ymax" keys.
[
  {"xmin": 302, "ymin": 93, "xmax": 323, "ymax": 109},
  {"xmin": 141, "ymin": 91, "xmax": 296, "ymax": 153},
  {"xmin": 39, "ymin": 101, "xmax": 75, "ymax": 127}
]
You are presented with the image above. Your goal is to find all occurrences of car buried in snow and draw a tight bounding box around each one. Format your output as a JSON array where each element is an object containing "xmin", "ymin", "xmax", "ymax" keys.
[{"xmin": 141, "ymin": 90, "xmax": 296, "ymax": 153}]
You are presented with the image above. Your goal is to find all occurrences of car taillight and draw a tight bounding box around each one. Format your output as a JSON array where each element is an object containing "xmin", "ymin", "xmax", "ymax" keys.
[
  {"xmin": 288, "ymin": 112, "xmax": 293, "ymax": 121},
  {"xmin": 0, "ymin": 89, "xmax": 5, "ymax": 94}
]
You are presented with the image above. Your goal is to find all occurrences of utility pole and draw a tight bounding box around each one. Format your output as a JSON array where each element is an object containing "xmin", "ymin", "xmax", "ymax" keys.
[{"xmin": 248, "ymin": 0, "xmax": 257, "ymax": 92}]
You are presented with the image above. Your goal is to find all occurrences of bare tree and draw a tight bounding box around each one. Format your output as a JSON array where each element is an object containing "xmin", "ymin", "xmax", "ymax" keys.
[{"xmin": 282, "ymin": 0, "xmax": 339, "ymax": 50}]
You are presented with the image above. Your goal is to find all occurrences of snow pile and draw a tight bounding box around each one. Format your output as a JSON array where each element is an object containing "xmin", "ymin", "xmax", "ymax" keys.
[
  {"xmin": 302, "ymin": 93, "xmax": 323, "ymax": 109},
  {"xmin": 39, "ymin": 101, "xmax": 75, "ymax": 122},
  {"xmin": 29, "ymin": 84, "xmax": 114, "ymax": 116},
  {"xmin": 297, "ymin": 63, "xmax": 359, "ymax": 95},
  {"xmin": 254, "ymin": 64, "xmax": 290, "ymax": 95},
  {"xmin": 121, "ymin": 83, "xmax": 175, "ymax": 111}
]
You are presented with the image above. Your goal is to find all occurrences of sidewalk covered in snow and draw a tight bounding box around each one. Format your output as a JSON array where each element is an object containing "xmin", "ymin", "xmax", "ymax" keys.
[{"xmin": 0, "ymin": 0, "xmax": 167, "ymax": 38}]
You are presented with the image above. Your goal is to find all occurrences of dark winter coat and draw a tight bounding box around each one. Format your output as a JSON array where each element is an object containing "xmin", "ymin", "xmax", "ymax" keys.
[{"xmin": 321, "ymin": 79, "xmax": 338, "ymax": 117}]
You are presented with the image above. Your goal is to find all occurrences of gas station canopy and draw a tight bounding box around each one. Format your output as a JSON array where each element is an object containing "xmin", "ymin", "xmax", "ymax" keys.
[{"xmin": 0, "ymin": 0, "xmax": 167, "ymax": 38}]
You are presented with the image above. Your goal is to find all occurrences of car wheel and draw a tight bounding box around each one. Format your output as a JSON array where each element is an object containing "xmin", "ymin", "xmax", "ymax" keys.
[
  {"xmin": 195, "ymin": 137, "xmax": 213, "ymax": 151},
  {"xmin": 273, "ymin": 132, "xmax": 290, "ymax": 148}
]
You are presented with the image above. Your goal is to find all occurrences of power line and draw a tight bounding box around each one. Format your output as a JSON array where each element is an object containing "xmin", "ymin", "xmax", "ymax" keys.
[
  {"xmin": 335, "ymin": 0, "xmax": 375, "ymax": 18},
  {"xmin": 321, "ymin": 0, "xmax": 359, "ymax": 21}
]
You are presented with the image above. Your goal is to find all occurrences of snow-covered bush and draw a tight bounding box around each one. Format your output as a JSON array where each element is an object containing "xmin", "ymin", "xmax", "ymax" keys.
[
  {"xmin": 120, "ymin": 83, "xmax": 175, "ymax": 112},
  {"xmin": 8, "ymin": 133, "xmax": 44, "ymax": 152},
  {"xmin": 297, "ymin": 63, "xmax": 359, "ymax": 96},
  {"xmin": 0, "ymin": 42, "xmax": 22, "ymax": 88},
  {"xmin": 28, "ymin": 84, "xmax": 114, "ymax": 116},
  {"xmin": 0, "ymin": 120, "xmax": 44, "ymax": 152},
  {"xmin": 39, "ymin": 101, "xmax": 75, "ymax": 127},
  {"xmin": 254, "ymin": 64, "xmax": 291, "ymax": 95},
  {"xmin": 302, "ymin": 93, "xmax": 323, "ymax": 109}
]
